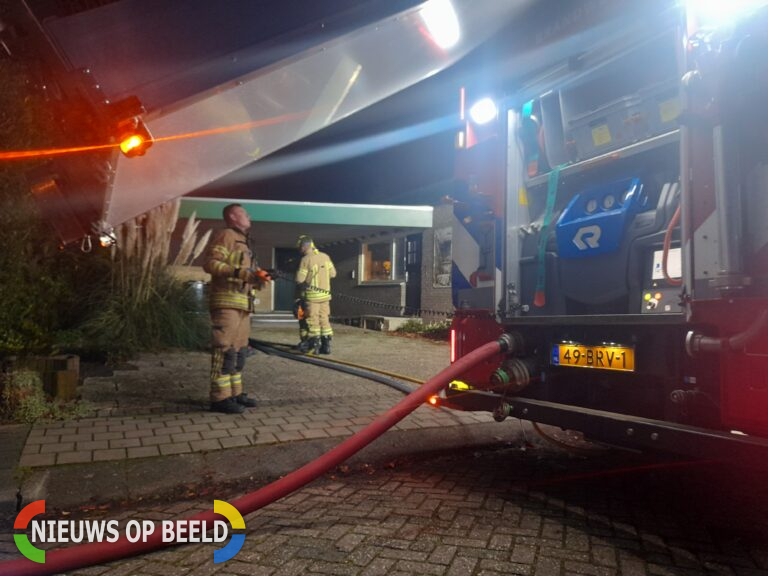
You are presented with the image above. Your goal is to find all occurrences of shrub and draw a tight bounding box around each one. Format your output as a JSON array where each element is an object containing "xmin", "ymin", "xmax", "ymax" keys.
[
  {"xmin": 395, "ymin": 318, "xmax": 452, "ymax": 341},
  {"xmin": 0, "ymin": 60, "xmax": 75, "ymax": 356},
  {"xmin": 0, "ymin": 369, "xmax": 95, "ymax": 423},
  {"xmin": 82, "ymin": 272, "xmax": 210, "ymax": 361}
]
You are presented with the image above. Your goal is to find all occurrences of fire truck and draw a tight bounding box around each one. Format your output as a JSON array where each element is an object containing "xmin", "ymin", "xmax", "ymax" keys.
[{"xmin": 447, "ymin": 0, "xmax": 768, "ymax": 463}]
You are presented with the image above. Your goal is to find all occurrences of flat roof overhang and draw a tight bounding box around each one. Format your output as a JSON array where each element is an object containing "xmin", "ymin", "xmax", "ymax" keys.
[{"xmin": 181, "ymin": 197, "xmax": 433, "ymax": 246}]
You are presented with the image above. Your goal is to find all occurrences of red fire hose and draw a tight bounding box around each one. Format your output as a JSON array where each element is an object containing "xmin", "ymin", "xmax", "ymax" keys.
[{"xmin": 1, "ymin": 336, "xmax": 512, "ymax": 576}]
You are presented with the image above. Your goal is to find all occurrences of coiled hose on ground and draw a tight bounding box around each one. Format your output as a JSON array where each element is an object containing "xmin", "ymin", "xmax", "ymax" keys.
[{"xmin": 0, "ymin": 336, "xmax": 513, "ymax": 576}]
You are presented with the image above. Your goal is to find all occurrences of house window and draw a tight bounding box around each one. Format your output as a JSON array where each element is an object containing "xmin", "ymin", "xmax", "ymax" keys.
[
  {"xmin": 361, "ymin": 238, "xmax": 405, "ymax": 282},
  {"xmin": 433, "ymin": 226, "xmax": 452, "ymax": 287}
]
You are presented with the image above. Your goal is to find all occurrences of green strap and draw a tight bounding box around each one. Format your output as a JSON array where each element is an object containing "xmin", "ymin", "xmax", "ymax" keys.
[{"xmin": 534, "ymin": 165, "xmax": 563, "ymax": 307}]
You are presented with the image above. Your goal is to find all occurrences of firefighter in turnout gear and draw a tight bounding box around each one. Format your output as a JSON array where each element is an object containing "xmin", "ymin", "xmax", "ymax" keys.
[
  {"xmin": 203, "ymin": 204, "xmax": 271, "ymax": 414},
  {"xmin": 295, "ymin": 235, "xmax": 336, "ymax": 354}
]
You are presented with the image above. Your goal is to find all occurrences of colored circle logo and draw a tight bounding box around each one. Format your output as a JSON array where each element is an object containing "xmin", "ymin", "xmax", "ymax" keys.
[
  {"xmin": 14, "ymin": 500, "xmax": 46, "ymax": 564},
  {"xmin": 213, "ymin": 500, "xmax": 245, "ymax": 564}
]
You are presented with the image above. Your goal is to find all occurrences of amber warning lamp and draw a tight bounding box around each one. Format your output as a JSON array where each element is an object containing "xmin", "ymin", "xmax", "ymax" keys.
[{"xmin": 116, "ymin": 116, "xmax": 153, "ymax": 157}]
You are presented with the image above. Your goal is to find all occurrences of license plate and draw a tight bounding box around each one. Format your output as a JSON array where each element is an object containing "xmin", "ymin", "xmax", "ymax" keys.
[{"xmin": 551, "ymin": 343, "xmax": 635, "ymax": 372}]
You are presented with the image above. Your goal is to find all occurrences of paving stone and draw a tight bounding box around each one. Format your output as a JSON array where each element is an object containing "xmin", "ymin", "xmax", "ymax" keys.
[
  {"xmin": 18, "ymin": 453, "xmax": 56, "ymax": 467},
  {"xmin": 182, "ymin": 424, "xmax": 211, "ymax": 433},
  {"xmin": 127, "ymin": 446, "xmax": 160, "ymax": 459},
  {"xmin": 57, "ymin": 451, "xmax": 93, "ymax": 464},
  {"xmin": 252, "ymin": 433, "xmax": 278, "ymax": 445},
  {"xmin": 40, "ymin": 442, "xmax": 76, "ymax": 454},
  {"xmin": 189, "ymin": 439, "xmax": 222, "ymax": 452},
  {"xmin": 141, "ymin": 435, "xmax": 173, "ymax": 447},
  {"xmin": 93, "ymin": 432, "xmax": 124, "ymax": 442},
  {"xmin": 93, "ymin": 448, "xmax": 127, "ymax": 462},
  {"xmin": 123, "ymin": 429, "xmax": 155, "ymax": 439},
  {"xmin": 301, "ymin": 429, "xmax": 330, "ymax": 439},
  {"xmin": 171, "ymin": 432, "xmax": 202, "ymax": 443},
  {"xmin": 447, "ymin": 556, "xmax": 478, "ymax": 576},
  {"xmin": 274, "ymin": 431, "xmax": 304, "ymax": 442},
  {"xmin": 200, "ymin": 429, "xmax": 230, "ymax": 440},
  {"xmin": 220, "ymin": 436, "xmax": 251, "ymax": 449},
  {"xmin": 159, "ymin": 443, "xmax": 192, "ymax": 455},
  {"xmin": 59, "ymin": 433, "xmax": 94, "ymax": 443},
  {"xmin": 109, "ymin": 438, "xmax": 142, "ymax": 449}
]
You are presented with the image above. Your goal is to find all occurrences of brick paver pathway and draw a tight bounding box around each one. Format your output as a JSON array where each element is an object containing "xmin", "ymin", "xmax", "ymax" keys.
[
  {"xmin": 19, "ymin": 397, "xmax": 494, "ymax": 467},
  {"xmin": 3, "ymin": 445, "xmax": 767, "ymax": 576}
]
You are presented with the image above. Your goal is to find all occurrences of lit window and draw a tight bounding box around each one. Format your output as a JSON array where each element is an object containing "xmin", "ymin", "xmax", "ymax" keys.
[{"xmin": 361, "ymin": 238, "xmax": 405, "ymax": 282}]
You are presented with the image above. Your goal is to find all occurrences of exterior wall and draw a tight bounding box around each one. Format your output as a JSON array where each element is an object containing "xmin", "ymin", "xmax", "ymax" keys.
[
  {"xmin": 419, "ymin": 203, "xmax": 453, "ymax": 321},
  {"xmin": 323, "ymin": 242, "xmax": 405, "ymax": 319}
]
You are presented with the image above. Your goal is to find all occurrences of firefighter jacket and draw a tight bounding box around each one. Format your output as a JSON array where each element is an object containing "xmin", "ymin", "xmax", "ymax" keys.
[
  {"xmin": 204, "ymin": 227, "xmax": 257, "ymax": 311},
  {"xmin": 296, "ymin": 249, "xmax": 336, "ymax": 303}
]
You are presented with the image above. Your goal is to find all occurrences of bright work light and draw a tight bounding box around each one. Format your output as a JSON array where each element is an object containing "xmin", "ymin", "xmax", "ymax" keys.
[
  {"xmin": 469, "ymin": 97, "xmax": 497, "ymax": 125},
  {"xmin": 685, "ymin": 0, "xmax": 768, "ymax": 26},
  {"xmin": 420, "ymin": 0, "xmax": 460, "ymax": 49}
]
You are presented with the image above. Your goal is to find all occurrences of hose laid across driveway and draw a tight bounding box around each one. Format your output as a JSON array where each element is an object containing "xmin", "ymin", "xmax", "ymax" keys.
[
  {"xmin": 250, "ymin": 338, "xmax": 426, "ymax": 385},
  {"xmin": 1, "ymin": 336, "xmax": 512, "ymax": 576},
  {"xmin": 249, "ymin": 340, "xmax": 416, "ymax": 395}
]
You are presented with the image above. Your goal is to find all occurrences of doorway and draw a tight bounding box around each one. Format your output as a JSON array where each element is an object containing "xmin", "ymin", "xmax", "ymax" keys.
[
  {"xmin": 404, "ymin": 233, "xmax": 422, "ymax": 314},
  {"xmin": 274, "ymin": 247, "xmax": 299, "ymax": 311}
]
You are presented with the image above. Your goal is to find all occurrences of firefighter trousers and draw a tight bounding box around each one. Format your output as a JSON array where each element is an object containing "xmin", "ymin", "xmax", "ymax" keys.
[
  {"xmin": 306, "ymin": 300, "xmax": 333, "ymax": 338},
  {"xmin": 209, "ymin": 308, "xmax": 251, "ymax": 402}
]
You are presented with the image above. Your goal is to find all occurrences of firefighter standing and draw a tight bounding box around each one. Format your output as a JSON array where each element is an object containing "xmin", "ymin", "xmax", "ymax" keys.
[
  {"xmin": 203, "ymin": 204, "xmax": 270, "ymax": 414},
  {"xmin": 295, "ymin": 235, "xmax": 336, "ymax": 354}
]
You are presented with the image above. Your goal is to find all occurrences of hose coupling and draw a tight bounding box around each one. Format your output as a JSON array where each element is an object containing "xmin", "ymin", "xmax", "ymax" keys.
[
  {"xmin": 493, "ymin": 403, "xmax": 512, "ymax": 422},
  {"xmin": 498, "ymin": 332, "xmax": 524, "ymax": 355}
]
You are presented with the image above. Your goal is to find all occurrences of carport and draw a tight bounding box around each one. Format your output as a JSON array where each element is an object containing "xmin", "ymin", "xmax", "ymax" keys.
[{"xmin": 179, "ymin": 197, "xmax": 434, "ymax": 316}]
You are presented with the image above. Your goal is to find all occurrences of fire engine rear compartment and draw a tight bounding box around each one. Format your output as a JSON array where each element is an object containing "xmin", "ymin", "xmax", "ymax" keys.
[{"xmin": 448, "ymin": 3, "xmax": 768, "ymax": 459}]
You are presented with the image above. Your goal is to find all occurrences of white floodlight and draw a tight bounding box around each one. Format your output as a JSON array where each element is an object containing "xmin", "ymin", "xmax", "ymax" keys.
[
  {"xmin": 420, "ymin": 0, "xmax": 461, "ymax": 50},
  {"xmin": 685, "ymin": 0, "xmax": 768, "ymax": 27},
  {"xmin": 469, "ymin": 97, "xmax": 498, "ymax": 125}
]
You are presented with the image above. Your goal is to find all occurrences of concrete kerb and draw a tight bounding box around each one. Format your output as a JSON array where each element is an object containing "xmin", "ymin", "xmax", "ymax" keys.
[{"xmin": 16, "ymin": 420, "xmax": 531, "ymax": 510}]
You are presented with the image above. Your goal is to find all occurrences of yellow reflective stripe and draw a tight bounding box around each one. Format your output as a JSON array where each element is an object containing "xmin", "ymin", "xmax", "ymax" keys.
[
  {"xmin": 305, "ymin": 293, "xmax": 330, "ymax": 302},
  {"xmin": 211, "ymin": 348, "xmax": 224, "ymax": 380},
  {"xmin": 296, "ymin": 267, "xmax": 308, "ymax": 283},
  {"xmin": 210, "ymin": 293, "xmax": 250, "ymax": 309},
  {"xmin": 213, "ymin": 375, "xmax": 232, "ymax": 388},
  {"xmin": 227, "ymin": 250, "xmax": 245, "ymax": 267}
]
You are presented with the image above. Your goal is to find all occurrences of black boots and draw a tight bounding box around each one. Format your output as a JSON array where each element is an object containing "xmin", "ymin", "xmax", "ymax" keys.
[
  {"xmin": 297, "ymin": 336, "xmax": 330, "ymax": 354},
  {"xmin": 235, "ymin": 393, "xmax": 257, "ymax": 407},
  {"xmin": 298, "ymin": 336, "xmax": 320, "ymax": 354},
  {"xmin": 210, "ymin": 397, "xmax": 245, "ymax": 414}
]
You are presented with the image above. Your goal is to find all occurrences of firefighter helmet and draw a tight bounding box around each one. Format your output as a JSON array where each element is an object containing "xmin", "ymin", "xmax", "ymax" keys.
[{"xmin": 296, "ymin": 235, "xmax": 314, "ymax": 248}]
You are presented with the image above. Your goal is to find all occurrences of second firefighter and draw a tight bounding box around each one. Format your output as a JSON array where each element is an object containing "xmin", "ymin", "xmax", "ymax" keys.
[{"xmin": 295, "ymin": 235, "xmax": 336, "ymax": 354}]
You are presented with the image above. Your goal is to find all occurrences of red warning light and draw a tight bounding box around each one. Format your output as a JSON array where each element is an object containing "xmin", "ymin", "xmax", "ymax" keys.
[
  {"xmin": 120, "ymin": 134, "xmax": 145, "ymax": 155},
  {"xmin": 116, "ymin": 117, "xmax": 153, "ymax": 158}
]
